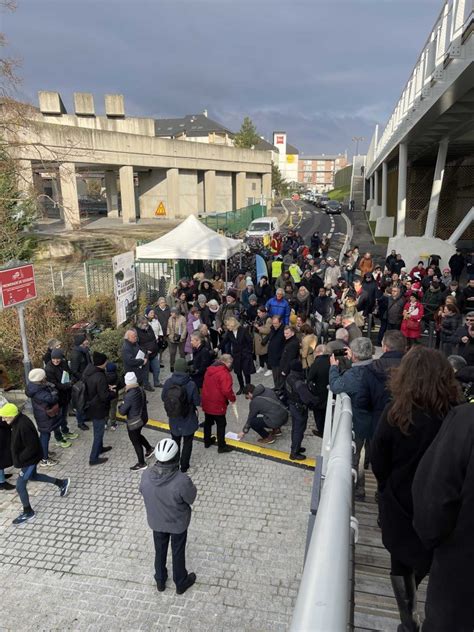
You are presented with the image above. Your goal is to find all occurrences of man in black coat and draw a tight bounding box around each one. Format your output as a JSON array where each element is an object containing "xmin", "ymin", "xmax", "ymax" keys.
[
  {"xmin": 122, "ymin": 329, "xmax": 148, "ymax": 386},
  {"xmin": 453, "ymin": 312, "xmax": 474, "ymax": 365},
  {"xmin": 69, "ymin": 333, "xmax": 93, "ymax": 430},
  {"xmin": 267, "ymin": 316, "xmax": 285, "ymax": 391},
  {"xmin": 448, "ymin": 249, "xmax": 465, "ymax": 282},
  {"xmin": 136, "ymin": 316, "xmax": 161, "ymax": 391},
  {"xmin": 190, "ymin": 333, "xmax": 212, "ymax": 390},
  {"xmin": 45, "ymin": 349, "xmax": 78, "ymax": 443},
  {"xmin": 155, "ymin": 297, "xmax": 171, "ymax": 334},
  {"xmin": 83, "ymin": 351, "xmax": 115, "ymax": 466},
  {"xmin": 279, "ymin": 326, "xmax": 300, "ymax": 380},
  {"xmin": 307, "ymin": 345, "xmax": 331, "ymax": 436},
  {"xmin": 0, "ymin": 402, "xmax": 70, "ymax": 525},
  {"xmin": 413, "ymin": 403, "xmax": 474, "ymax": 631}
]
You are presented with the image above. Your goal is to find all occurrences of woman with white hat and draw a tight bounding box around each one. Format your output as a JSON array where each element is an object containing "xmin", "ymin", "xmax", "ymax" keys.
[{"xmin": 119, "ymin": 372, "xmax": 154, "ymax": 471}]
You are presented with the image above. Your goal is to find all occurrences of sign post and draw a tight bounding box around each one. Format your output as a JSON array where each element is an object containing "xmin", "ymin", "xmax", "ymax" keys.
[{"xmin": 112, "ymin": 252, "xmax": 138, "ymax": 326}]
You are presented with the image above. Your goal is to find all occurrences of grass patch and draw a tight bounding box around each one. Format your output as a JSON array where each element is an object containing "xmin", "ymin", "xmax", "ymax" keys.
[
  {"xmin": 327, "ymin": 186, "xmax": 350, "ymax": 202},
  {"xmin": 367, "ymin": 215, "xmax": 390, "ymax": 245}
]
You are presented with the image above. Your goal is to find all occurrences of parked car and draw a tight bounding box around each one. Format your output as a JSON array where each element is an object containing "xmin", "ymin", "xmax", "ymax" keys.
[
  {"xmin": 246, "ymin": 216, "xmax": 280, "ymax": 240},
  {"xmin": 325, "ymin": 200, "xmax": 342, "ymax": 214},
  {"xmin": 317, "ymin": 196, "xmax": 330, "ymax": 208}
]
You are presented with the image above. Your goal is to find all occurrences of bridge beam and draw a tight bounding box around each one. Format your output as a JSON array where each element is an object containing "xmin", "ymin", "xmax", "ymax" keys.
[{"xmin": 424, "ymin": 137, "xmax": 449, "ymax": 238}]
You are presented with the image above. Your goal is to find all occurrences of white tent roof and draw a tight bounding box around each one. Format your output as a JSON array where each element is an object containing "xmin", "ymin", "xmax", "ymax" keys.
[{"xmin": 135, "ymin": 215, "xmax": 242, "ymax": 261}]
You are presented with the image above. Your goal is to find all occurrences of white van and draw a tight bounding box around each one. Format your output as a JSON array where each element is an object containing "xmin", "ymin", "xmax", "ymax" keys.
[{"xmin": 245, "ymin": 216, "xmax": 280, "ymax": 239}]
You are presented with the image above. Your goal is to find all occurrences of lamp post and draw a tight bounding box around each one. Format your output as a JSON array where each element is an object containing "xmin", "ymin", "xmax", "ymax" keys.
[{"xmin": 352, "ymin": 136, "xmax": 364, "ymax": 156}]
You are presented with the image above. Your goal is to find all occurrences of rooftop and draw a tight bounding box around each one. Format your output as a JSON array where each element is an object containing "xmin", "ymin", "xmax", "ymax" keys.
[{"xmin": 154, "ymin": 113, "xmax": 232, "ymax": 137}]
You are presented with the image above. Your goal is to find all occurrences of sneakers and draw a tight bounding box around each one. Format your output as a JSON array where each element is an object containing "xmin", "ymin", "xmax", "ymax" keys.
[
  {"xmin": 0, "ymin": 481, "xmax": 16, "ymax": 491},
  {"xmin": 289, "ymin": 453, "xmax": 306, "ymax": 461},
  {"xmin": 257, "ymin": 436, "xmax": 275, "ymax": 445},
  {"xmin": 217, "ymin": 445, "xmax": 233, "ymax": 454},
  {"xmin": 264, "ymin": 370, "xmax": 272, "ymax": 377},
  {"xmin": 256, "ymin": 366, "xmax": 264, "ymax": 374},
  {"xmin": 89, "ymin": 457, "xmax": 108, "ymax": 466},
  {"xmin": 109, "ymin": 422, "xmax": 118, "ymax": 431},
  {"xmin": 59, "ymin": 478, "xmax": 70, "ymax": 497},
  {"xmin": 130, "ymin": 463, "xmax": 147, "ymax": 471},
  {"xmin": 63, "ymin": 432, "xmax": 79, "ymax": 440},
  {"xmin": 270, "ymin": 428, "xmax": 282, "ymax": 437},
  {"xmin": 144, "ymin": 447, "xmax": 154, "ymax": 459},
  {"xmin": 176, "ymin": 572, "xmax": 196, "ymax": 595},
  {"xmin": 39, "ymin": 459, "xmax": 57, "ymax": 467},
  {"xmin": 54, "ymin": 439, "xmax": 72, "ymax": 449},
  {"xmin": 12, "ymin": 510, "xmax": 35, "ymax": 525}
]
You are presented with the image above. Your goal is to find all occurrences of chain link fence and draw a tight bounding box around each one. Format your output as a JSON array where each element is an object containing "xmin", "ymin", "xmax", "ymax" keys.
[{"xmin": 200, "ymin": 203, "xmax": 266, "ymax": 235}]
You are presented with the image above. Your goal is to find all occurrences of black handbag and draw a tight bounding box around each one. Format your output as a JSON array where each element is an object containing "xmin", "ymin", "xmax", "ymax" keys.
[
  {"xmin": 126, "ymin": 388, "xmax": 145, "ymax": 431},
  {"xmin": 260, "ymin": 334, "xmax": 269, "ymax": 346}
]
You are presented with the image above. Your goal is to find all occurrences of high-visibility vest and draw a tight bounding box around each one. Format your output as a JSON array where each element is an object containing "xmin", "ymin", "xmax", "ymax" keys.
[
  {"xmin": 289, "ymin": 264, "xmax": 302, "ymax": 283},
  {"xmin": 263, "ymin": 233, "xmax": 271, "ymax": 247},
  {"xmin": 272, "ymin": 260, "xmax": 283, "ymax": 279}
]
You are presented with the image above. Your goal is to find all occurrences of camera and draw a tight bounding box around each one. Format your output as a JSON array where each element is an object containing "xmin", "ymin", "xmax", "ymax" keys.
[{"xmin": 333, "ymin": 348, "xmax": 348, "ymax": 358}]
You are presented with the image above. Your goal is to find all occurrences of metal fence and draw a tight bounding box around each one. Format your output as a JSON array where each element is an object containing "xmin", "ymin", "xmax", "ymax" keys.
[
  {"xmin": 290, "ymin": 392, "xmax": 357, "ymax": 631},
  {"xmin": 200, "ymin": 203, "xmax": 266, "ymax": 235}
]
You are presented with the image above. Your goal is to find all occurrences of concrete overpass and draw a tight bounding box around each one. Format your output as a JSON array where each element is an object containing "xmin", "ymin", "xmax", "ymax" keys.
[
  {"xmin": 365, "ymin": 0, "xmax": 474, "ymax": 268},
  {"xmin": 9, "ymin": 92, "xmax": 272, "ymax": 230}
]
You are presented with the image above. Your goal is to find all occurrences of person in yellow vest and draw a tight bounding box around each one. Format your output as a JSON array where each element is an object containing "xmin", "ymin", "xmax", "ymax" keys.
[
  {"xmin": 289, "ymin": 262, "xmax": 303, "ymax": 285},
  {"xmin": 271, "ymin": 258, "xmax": 283, "ymax": 280},
  {"xmin": 262, "ymin": 233, "xmax": 271, "ymax": 248}
]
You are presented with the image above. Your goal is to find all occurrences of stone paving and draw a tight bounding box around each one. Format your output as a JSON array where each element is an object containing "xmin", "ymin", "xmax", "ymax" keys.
[{"xmin": 0, "ymin": 362, "xmax": 316, "ymax": 631}]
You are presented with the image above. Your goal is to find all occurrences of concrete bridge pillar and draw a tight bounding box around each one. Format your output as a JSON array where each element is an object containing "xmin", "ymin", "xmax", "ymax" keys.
[
  {"xmin": 424, "ymin": 137, "xmax": 449, "ymax": 238},
  {"xmin": 262, "ymin": 172, "xmax": 272, "ymax": 209},
  {"xmin": 396, "ymin": 142, "xmax": 408, "ymax": 237},
  {"xmin": 369, "ymin": 169, "xmax": 382, "ymax": 220},
  {"xmin": 167, "ymin": 168, "xmax": 179, "ymax": 219},
  {"xmin": 105, "ymin": 170, "xmax": 119, "ymax": 218},
  {"xmin": 119, "ymin": 165, "xmax": 137, "ymax": 223},
  {"xmin": 375, "ymin": 161, "xmax": 395, "ymax": 237},
  {"xmin": 204, "ymin": 170, "xmax": 216, "ymax": 213},
  {"xmin": 235, "ymin": 171, "xmax": 246, "ymax": 210},
  {"xmin": 59, "ymin": 162, "xmax": 81, "ymax": 230},
  {"xmin": 16, "ymin": 159, "xmax": 34, "ymax": 198}
]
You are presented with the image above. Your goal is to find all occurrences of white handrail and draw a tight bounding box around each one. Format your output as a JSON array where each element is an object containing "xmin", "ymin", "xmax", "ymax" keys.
[{"xmin": 290, "ymin": 392, "xmax": 354, "ymax": 631}]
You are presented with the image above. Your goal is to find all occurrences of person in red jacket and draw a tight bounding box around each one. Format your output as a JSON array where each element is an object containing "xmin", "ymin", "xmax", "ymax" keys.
[
  {"xmin": 201, "ymin": 355, "xmax": 236, "ymax": 453},
  {"xmin": 400, "ymin": 294, "xmax": 424, "ymax": 347}
]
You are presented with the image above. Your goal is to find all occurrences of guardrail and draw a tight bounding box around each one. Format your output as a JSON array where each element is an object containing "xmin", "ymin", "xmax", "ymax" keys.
[{"xmin": 290, "ymin": 392, "xmax": 357, "ymax": 631}]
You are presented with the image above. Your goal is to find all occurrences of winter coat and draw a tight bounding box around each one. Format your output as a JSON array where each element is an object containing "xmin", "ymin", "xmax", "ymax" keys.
[
  {"xmin": 280, "ymin": 335, "xmax": 300, "ymax": 377},
  {"xmin": 400, "ymin": 300, "xmax": 424, "ymax": 339},
  {"xmin": 0, "ymin": 418, "xmax": 13, "ymax": 469},
  {"xmin": 215, "ymin": 301, "xmax": 242, "ymax": 330},
  {"xmin": 199, "ymin": 281, "xmax": 220, "ymax": 303},
  {"xmin": 312, "ymin": 295, "xmax": 333, "ymax": 321},
  {"xmin": 243, "ymin": 384, "xmax": 288, "ymax": 432},
  {"xmin": 155, "ymin": 305, "xmax": 171, "ymax": 334},
  {"xmin": 422, "ymin": 286, "xmax": 443, "ymax": 320},
  {"xmin": 83, "ymin": 364, "xmax": 114, "ymax": 419},
  {"xmin": 185, "ymin": 314, "xmax": 201, "ymax": 354},
  {"xmin": 448, "ymin": 252, "xmax": 465, "ymax": 275},
  {"xmin": 265, "ymin": 296, "xmax": 291, "ymax": 325},
  {"xmin": 45, "ymin": 359, "xmax": 72, "ymax": 407},
  {"xmin": 362, "ymin": 279, "xmax": 377, "ymax": 315},
  {"xmin": 301, "ymin": 334, "xmax": 317, "ymax": 369},
  {"xmin": 294, "ymin": 291, "xmax": 312, "ymax": 319},
  {"xmin": 440, "ymin": 312, "xmax": 462, "ymax": 344},
  {"xmin": 162, "ymin": 372, "xmax": 200, "ymax": 436},
  {"xmin": 253, "ymin": 317, "xmax": 272, "ymax": 356},
  {"xmin": 9, "ymin": 413, "xmax": 43, "ymax": 468},
  {"xmin": 167, "ymin": 314, "xmax": 187, "ymax": 342},
  {"xmin": 329, "ymin": 361, "xmax": 373, "ymax": 439},
  {"xmin": 300, "ymin": 273, "xmax": 324, "ymax": 295},
  {"xmin": 371, "ymin": 406, "xmax": 445, "ymax": 573},
  {"xmin": 122, "ymin": 339, "xmax": 147, "ymax": 385},
  {"xmin": 359, "ymin": 257, "xmax": 374, "ymax": 276},
  {"xmin": 307, "ymin": 354, "xmax": 330, "ymax": 409},
  {"xmin": 385, "ymin": 296, "xmax": 405, "ymax": 326},
  {"xmin": 69, "ymin": 345, "xmax": 91, "ymax": 381},
  {"xmin": 220, "ymin": 327, "xmax": 255, "ymax": 376},
  {"xmin": 255, "ymin": 283, "xmax": 272, "ymax": 306},
  {"xmin": 25, "ymin": 381, "xmax": 61, "ymax": 433},
  {"xmin": 267, "ymin": 325, "xmax": 285, "ymax": 368},
  {"xmin": 140, "ymin": 461, "xmax": 197, "ymax": 534},
  {"xmin": 324, "ymin": 265, "xmax": 341, "ymax": 288},
  {"xmin": 137, "ymin": 325, "xmax": 160, "ymax": 360},
  {"xmin": 453, "ymin": 324, "xmax": 474, "ymax": 365},
  {"xmin": 240, "ymin": 288, "xmax": 254, "ymax": 310},
  {"xmin": 201, "ymin": 361, "xmax": 236, "ymax": 415},
  {"xmin": 412, "ymin": 403, "xmax": 474, "ymax": 631},
  {"xmin": 461, "ymin": 284, "xmax": 474, "ymax": 314},
  {"xmin": 190, "ymin": 344, "xmax": 213, "ymax": 389},
  {"xmin": 346, "ymin": 322, "xmax": 362, "ymax": 342},
  {"xmin": 355, "ymin": 350, "xmax": 404, "ymax": 433},
  {"xmin": 118, "ymin": 385, "xmax": 148, "ymax": 425}
]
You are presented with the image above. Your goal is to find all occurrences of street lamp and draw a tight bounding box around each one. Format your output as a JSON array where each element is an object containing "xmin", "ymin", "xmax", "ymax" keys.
[{"xmin": 352, "ymin": 136, "xmax": 364, "ymax": 156}]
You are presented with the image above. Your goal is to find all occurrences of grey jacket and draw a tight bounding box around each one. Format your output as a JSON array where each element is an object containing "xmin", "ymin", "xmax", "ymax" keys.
[
  {"xmin": 140, "ymin": 461, "xmax": 197, "ymax": 534},
  {"xmin": 329, "ymin": 359, "xmax": 373, "ymax": 440},
  {"xmin": 243, "ymin": 384, "xmax": 288, "ymax": 432}
]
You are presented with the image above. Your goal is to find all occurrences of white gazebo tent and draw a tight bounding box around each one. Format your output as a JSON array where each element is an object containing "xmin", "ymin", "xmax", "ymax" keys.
[{"xmin": 135, "ymin": 215, "xmax": 243, "ymax": 283}]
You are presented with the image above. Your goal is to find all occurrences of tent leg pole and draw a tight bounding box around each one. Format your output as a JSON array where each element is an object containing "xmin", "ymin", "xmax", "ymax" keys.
[{"xmin": 225, "ymin": 258, "xmax": 228, "ymax": 289}]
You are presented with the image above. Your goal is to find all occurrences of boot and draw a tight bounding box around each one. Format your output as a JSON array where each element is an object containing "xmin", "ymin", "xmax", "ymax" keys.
[{"xmin": 390, "ymin": 574, "xmax": 420, "ymax": 632}]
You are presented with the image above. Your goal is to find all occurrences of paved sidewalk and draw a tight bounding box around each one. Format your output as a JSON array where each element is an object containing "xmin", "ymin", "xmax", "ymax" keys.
[{"xmin": 0, "ymin": 396, "xmax": 314, "ymax": 631}]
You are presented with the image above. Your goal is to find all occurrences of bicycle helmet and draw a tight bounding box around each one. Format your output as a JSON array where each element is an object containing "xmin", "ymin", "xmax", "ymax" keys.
[{"xmin": 154, "ymin": 438, "xmax": 179, "ymax": 462}]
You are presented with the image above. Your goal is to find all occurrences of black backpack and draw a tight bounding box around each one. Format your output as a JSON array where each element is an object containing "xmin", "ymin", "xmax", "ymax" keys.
[
  {"xmin": 164, "ymin": 384, "xmax": 190, "ymax": 418},
  {"xmin": 71, "ymin": 379, "xmax": 88, "ymax": 414}
]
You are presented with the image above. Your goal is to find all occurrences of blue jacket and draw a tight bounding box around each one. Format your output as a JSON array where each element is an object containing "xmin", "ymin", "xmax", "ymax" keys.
[
  {"xmin": 329, "ymin": 360, "xmax": 373, "ymax": 439},
  {"xmin": 265, "ymin": 296, "xmax": 290, "ymax": 325},
  {"xmin": 25, "ymin": 381, "xmax": 61, "ymax": 433},
  {"xmin": 162, "ymin": 372, "xmax": 200, "ymax": 436}
]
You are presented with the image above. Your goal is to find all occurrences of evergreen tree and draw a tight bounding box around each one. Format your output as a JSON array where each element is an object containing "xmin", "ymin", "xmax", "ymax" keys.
[{"xmin": 233, "ymin": 116, "xmax": 260, "ymax": 149}]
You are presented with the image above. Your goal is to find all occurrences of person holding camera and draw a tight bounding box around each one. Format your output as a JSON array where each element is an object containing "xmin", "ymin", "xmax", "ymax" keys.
[
  {"xmin": 454, "ymin": 311, "xmax": 474, "ymax": 365},
  {"xmin": 167, "ymin": 308, "xmax": 187, "ymax": 372}
]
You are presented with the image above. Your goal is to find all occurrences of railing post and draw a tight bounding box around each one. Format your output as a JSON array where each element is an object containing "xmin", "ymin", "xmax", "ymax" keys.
[
  {"xmin": 84, "ymin": 262, "xmax": 90, "ymax": 298},
  {"xmin": 428, "ymin": 321, "xmax": 436, "ymax": 348}
]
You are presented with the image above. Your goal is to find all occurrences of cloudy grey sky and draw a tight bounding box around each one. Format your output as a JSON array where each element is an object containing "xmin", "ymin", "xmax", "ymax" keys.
[{"xmin": 2, "ymin": 0, "xmax": 441, "ymax": 156}]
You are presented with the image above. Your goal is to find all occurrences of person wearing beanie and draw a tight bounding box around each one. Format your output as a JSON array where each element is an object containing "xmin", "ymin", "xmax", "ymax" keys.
[
  {"xmin": 42, "ymin": 338, "xmax": 62, "ymax": 367},
  {"xmin": 45, "ymin": 349, "xmax": 79, "ymax": 445},
  {"xmin": 82, "ymin": 351, "xmax": 115, "ymax": 466},
  {"xmin": 285, "ymin": 359, "xmax": 316, "ymax": 461},
  {"xmin": 118, "ymin": 372, "xmax": 153, "ymax": 471},
  {"xmin": 241, "ymin": 282, "xmax": 255, "ymax": 311},
  {"xmin": 69, "ymin": 333, "xmax": 92, "ymax": 431},
  {"xmin": 162, "ymin": 357, "xmax": 200, "ymax": 472},
  {"xmin": 244, "ymin": 294, "xmax": 259, "ymax": 323},
  {"xmin": 26, "ymin": 368, "xmax": 70, "ymax": 465},
  {"xmin": 0, "ymin": 402, "xmax": 70, "ymax": 525},
  {"xmin": 140, "ymin": 438, "xmax": 197, "ymax": 594}
]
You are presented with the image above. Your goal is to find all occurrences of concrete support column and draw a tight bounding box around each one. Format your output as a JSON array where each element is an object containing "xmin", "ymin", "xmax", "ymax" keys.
[
  {"xmin": 396, "ymin": 143, "xmax": 408, "ymax": 237},
  {"xmin": 369, "ymin": 175, "xmax": 374, "ymax": 201},
  {"xmin": 262, "ymin": 172, "xmax": 272, "ymax": 209},
  {"xmin": 369, "ymin": 169, "xmax": 382, "ymax": 220},
  {"xmin": 119, "ymin": 165, "xmax": 136, "ymax": 223},
  {"xmin": 16, "ymin": 159, "xmax": 34, "ymax": 198},
  {"xmin": 375, "ymin": 162, "xmax": 395, "ymax": 237},
  {"xmin": 105, "ymin": 170, "xmax": 119, "ymax": 218},
  {"xmin": 167, "ymin": 168, "xmax": 179, "ymax": 219},
  {"xmin": 58, "ymin": 162, "xmax": 81, "ymax": 230},
  {"xmin": 204, "ymin": 170, "xmax": 216, "ymax": 213},
  {"xmin": 374, "ymin": 170, "xmax": 379, "ymax": 205},
  {"xmin": 381, "ymin": 162, "xmax": 388, "ymax": 218},
  {"xmin": 235, "ymin": 171, "xmax": 246, "ymax": 210},
  {"xmin": 424, "ymin": 137, "xmax": 449, "ymax": 238}
]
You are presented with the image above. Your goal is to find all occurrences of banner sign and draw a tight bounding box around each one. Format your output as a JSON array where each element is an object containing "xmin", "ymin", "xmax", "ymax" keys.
[
  {"xmin": 0, "ymin": 264, "xmax": 37, "ymax": 308},
  {"xmin": 113, "ymin": 252, "xmax": 137, "ymax": 326}
]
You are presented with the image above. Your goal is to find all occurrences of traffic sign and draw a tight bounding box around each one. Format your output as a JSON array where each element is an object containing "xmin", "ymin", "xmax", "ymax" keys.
[
  {"xmin": 0, "ymin": 264, "xmax": 37, "ymax": 308},
  {"xmin": 155, "ymin": 201, "xmax": 167, "ymax": 216}
]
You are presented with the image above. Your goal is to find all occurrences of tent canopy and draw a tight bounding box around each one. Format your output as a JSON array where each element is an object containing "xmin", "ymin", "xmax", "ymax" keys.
[{"xmin": 135, "ymin": 215, "xmax": 242, "ymax": 261}]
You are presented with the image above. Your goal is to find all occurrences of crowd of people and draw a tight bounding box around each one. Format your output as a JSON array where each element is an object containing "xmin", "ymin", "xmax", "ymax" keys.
[{"xmin": 0, "ymin": 228, "xmax": 473, "ymax": 620}]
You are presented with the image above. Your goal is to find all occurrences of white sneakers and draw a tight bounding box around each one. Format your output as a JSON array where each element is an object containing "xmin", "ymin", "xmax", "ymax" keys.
[
  {"xmin": 256, "ymin": 366, "xmax": 264, "ymax": 374},
  {"xmin": 264, "ymin": 370, "xmax": 272, "ymax": 377}
]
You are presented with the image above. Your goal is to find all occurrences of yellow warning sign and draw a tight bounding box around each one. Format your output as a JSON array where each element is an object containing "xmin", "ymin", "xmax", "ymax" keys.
[{"xmin": 155, "ymin": 201, "xmax": 167, "ymax": 216}]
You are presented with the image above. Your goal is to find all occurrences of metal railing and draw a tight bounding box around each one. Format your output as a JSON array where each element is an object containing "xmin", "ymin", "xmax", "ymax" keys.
[{"xmin": 290, "ymin": 392, "xmax": 357, "ymax": 631}]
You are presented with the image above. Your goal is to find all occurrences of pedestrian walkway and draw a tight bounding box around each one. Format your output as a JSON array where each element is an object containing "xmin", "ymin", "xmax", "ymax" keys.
[{"xmin": 0, "ymin": 414, "xmax": 313, "ymax": 631}]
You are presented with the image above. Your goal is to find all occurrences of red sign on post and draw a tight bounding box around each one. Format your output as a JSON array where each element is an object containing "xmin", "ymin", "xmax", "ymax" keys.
[{"xmin": 0, "ymin": 264, "xmax": 37, "ymax": 308}]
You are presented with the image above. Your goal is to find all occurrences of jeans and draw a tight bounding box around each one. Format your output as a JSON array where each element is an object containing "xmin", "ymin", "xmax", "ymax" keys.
[
  {"xmin": 203, "ymin": 413, "xmax": 227, "ymax": 448},
  {"xmin": 54, "ymin": 404, "xmax": 70, "ymax": 441},
  {"xmin": 39, "ymin": 431, "xmax": 50, "ymax": 460},
  {"xmin": 249, "ymin": 415, "xmax": 270, "ymax": 439},
  {"xmin": 171, "ymin": 433, "xmax": 194, "ymax": 471},
  {"xmin": 153, "ymin": 529, "xmax": 188, "ymax": 588},
  {"xmin": 76, "ymin": 409, "xmax": 87, "ymax": 428},
  {"xmin": 128, "ymin": 427, "xmax": 152, "ymax": 465},
  {"xmin": 0, "ymin": 469, "xmax": 5, "ymax": 484},
  {"xmin": 16, "ymin": 464, "xmax": 58, "ymax": 510},
  {"xmin": 289, "ymin": 402, "xmax": 308, "ymax": 455},
  {"xmin": 89, "ymin": 418, "xmax": 106, "ymax": 463},
  {"xmin": 149, "ymin": 355, "xmax": 161, "ymax": 386}
]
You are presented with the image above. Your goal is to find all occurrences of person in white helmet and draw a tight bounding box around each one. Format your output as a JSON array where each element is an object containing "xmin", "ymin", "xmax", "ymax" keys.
[{"xmin": 139, "ymin": 438, "xmax": 197, "ymax": 594}]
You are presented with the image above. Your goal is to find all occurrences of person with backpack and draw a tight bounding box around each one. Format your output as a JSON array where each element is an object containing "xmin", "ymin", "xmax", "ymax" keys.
[
  {"xmin": 285, "ymin": 360, "xmax": 316, "ymax": 461},
  {"xmin": 119, "ymin": 372, "xmax": 153, "ymax": 471},
  {"xmin": 162, "ymin": 358, "xmax": 200, "ymax": 473},
  {"xmin": 69, "ymin": 334, "xmax": 92, "ymax": 431}
]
